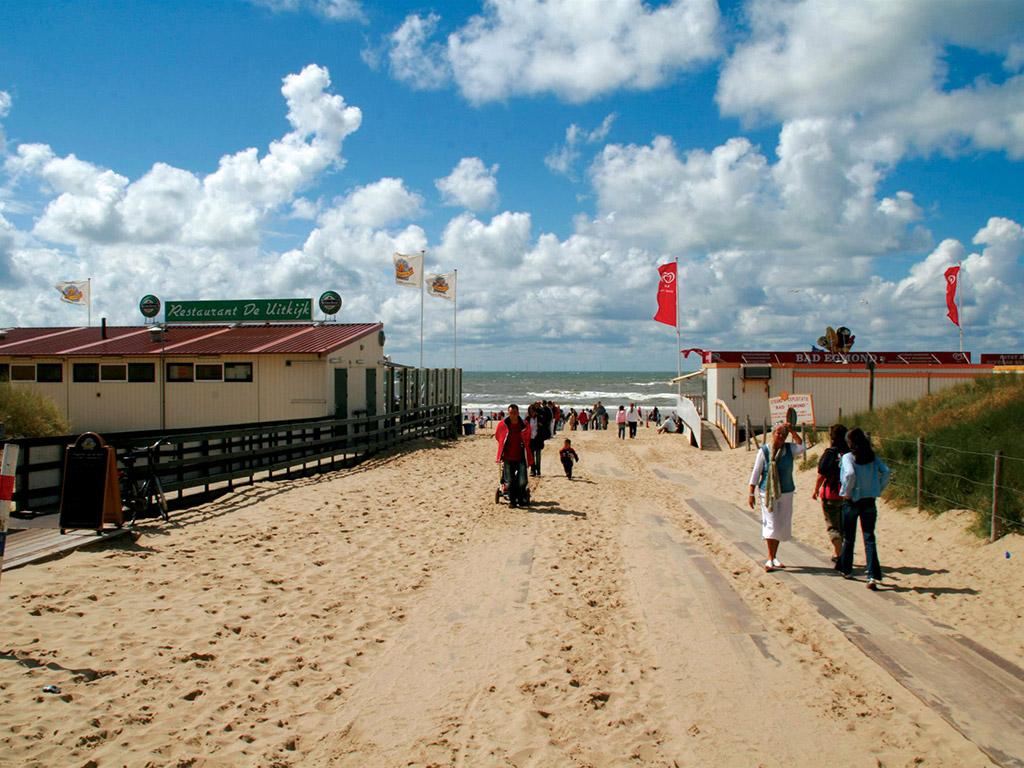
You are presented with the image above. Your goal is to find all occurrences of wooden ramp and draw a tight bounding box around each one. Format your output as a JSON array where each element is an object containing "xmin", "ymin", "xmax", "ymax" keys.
[
  {"xmin": 684, "ymin": 493, "xmax": 1024, "ymax": 768},
  {"xmin": 2, "ymin": 522, "xmax": 129, "ymax": 572}
]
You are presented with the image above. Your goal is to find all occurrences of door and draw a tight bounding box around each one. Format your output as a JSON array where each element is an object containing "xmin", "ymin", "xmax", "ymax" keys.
[
  {"xmin": 365, "ymin": 368, "xmax": 377, "ymax": 417},
  {"xmin": 333, "ymin": 368, "xmax": 348, "ymax": 418}
]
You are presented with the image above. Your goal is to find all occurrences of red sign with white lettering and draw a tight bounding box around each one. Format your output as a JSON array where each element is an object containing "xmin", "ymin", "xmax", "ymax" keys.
[
  {"xmin": 980, "ymin": 354, "xmax": 1024, "ymax": 365},
  {"xmin": 702, "ymin": 351, "xmax": 972, "ymax": 365}
]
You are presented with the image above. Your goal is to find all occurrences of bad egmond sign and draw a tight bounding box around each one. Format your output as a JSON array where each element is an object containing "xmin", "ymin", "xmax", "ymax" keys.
[{"xmin": 165, "ymin": 299, "xmax": 313, "ymax": 323}]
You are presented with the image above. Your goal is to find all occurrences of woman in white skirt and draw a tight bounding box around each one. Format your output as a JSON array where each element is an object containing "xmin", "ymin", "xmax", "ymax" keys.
[{"xmin": 748, "ymin": 423, "xmax": 805, "ymax": 571}]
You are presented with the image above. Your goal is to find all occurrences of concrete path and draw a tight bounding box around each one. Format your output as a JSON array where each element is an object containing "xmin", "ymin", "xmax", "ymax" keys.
[{"xmin": 681, "ymin": 490, "xmax": 1024, "ymax": 768}]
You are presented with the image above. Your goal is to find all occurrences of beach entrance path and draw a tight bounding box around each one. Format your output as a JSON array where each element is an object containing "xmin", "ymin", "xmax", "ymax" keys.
[
  {"xmin": 682, "ymin": 492, "xmax": 1024, "ymax": 768},
  {"xmin": 0, "ymin": 430, "xmax": 1014, "ymax": 767}
]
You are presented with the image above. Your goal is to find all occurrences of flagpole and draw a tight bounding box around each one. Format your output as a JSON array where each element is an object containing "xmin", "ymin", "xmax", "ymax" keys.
[
  {"xmin": 419, "ymin": 250, "xmax": 425, "ymax": 368},
  {"xmin": 674, "ymin": 257, "xmax": 680, "ymax": 381},
  {"xmin": 453, "ymin": 269, "xmax": 458, "ymax": 370},
  {"xmin": 87, "ymin": 277, "xmax": 92, "ymax": 328},
  {"xmin": 957, "ymin": 260, "xmax": 964, "ymax": 354}
]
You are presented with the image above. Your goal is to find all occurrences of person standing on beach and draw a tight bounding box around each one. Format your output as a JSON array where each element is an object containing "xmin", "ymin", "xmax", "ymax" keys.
[
  {"xmin": 836, "ymin": 428, "xmax": 891, "ymax": 590},
  {"xmin": 649, "ymin": 406, "xmax": 660, "ymax": 429},
  {"xmin": 748, "ymin": 423, "xmax": 805, "ymax": 572},
  {"xmin": 529, "ymin": 402, "xmax": 551, "ymax": 477},
  {"xmin": 579, "ymin": 409, "xmax": 589, "ymax": 431},
  {"xmin": 812, "ymin": 424, "xmax": 848, "ymax": 562},
  {"xmin": 597, "ymin": 402, "xmax": 608, "ymax": 430},
  {"xmin": 568, "ymin": 408, "xmax": 578, "ymax": 431},
  {"xmin": 616, "ymin": 405, "xmax": 627, "ymax": 439},
  {"xmin": 627, "ymin": 403, "xmax": 639, "ymax": 438},
  {"xmin": 495, "ymin": 404, "xmax": 533, "ymax": 508}
]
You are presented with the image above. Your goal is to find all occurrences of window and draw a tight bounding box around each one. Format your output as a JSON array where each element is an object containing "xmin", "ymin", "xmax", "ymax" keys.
[
  {"xmin": 0, "ymin": 363, "xmax": 9, "ymax": 382},
  {"xmin": 11, "ymin": 365, "xmax": 35, "ymax": 382},
  {"xmin": 167, "ymin": 363, "xmax": 194, "ymax": 382},
  {"xmin": 36, "ymin": 363, "xmax": 63, "ymax": 383},
  {"xmin": 73, "ymin": 363, "xmax": 100, "ymax": 383},
  {"xmin": 195, "ymin": 363, "xmax": 223, "ymax": 382},
  {"xmin": 128, "ymin": 363, "xmax": 155, "ymax": 383},
  {"xmin": 100, "ymin": 364, "xmax": 127, "ymax": 382},
  {"xmin": 224, "ymin": 362, "xmax": 253, "ymax": 382}
]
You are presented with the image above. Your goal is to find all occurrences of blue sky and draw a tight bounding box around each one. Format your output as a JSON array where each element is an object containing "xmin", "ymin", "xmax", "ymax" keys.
[{"xmin": 1, "ymin": 0, "xmax": 1022, "ymax": 370}]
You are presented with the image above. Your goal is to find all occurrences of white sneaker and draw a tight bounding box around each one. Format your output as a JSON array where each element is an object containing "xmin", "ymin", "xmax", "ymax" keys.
[{"xmin": 772, "ymin": 558, "xmax": 785, "ymax": 569}]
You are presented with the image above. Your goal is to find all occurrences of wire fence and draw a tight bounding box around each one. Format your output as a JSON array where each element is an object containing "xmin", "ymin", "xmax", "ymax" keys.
[{"xmin": 876, "ymin": 434, "xmax": 1023, "ymax": 540}]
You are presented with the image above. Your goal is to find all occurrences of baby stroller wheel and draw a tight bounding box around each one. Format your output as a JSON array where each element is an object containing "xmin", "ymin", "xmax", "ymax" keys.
[{"xmin": 494, "ymin": 487, "xmax": 502, "ymax": 504}]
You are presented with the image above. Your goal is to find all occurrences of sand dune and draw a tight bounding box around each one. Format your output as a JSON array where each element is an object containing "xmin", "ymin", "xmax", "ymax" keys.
[{"xmin": 1, "ymin": 427, "xmax": 1018, "ymax": 766}]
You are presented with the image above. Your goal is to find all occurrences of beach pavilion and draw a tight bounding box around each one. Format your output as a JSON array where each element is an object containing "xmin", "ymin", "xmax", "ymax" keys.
[{"xmin": 0, "ymin": 321, "xmax": 389, "ymax": 433}]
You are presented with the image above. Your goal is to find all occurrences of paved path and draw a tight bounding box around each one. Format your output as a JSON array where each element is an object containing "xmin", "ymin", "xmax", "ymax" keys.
[{"xmin": 677, "ymin": 485, "xmax": 1024, "ymax": 768}]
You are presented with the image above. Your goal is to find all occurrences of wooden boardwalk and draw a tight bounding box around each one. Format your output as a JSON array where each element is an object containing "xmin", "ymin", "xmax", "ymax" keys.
[
  {"xmin": 2, "ymin": 519, "xmax": 129, "ymax": 572},
  {"xmin": 681, "ymin": 490, "xmax": 1024, "ymax": 768}
]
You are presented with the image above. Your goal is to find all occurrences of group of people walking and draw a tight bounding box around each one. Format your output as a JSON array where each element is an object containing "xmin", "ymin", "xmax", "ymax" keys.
[
  {"xmin": 494, "ymin": 402, "xmax": 581, "ymax": 507},
  {"xmin": 748, "ymin": 422, "xmax": 890, "ymax": 589}
]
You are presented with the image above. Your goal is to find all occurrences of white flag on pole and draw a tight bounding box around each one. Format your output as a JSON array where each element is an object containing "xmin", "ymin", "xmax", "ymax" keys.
[
  {"xmin": 55, "ymin": 280, "xmax": 90, "ymax": 306},
  {"xmin": 425, "ymin": 272, "xmax": 455, "ymax": 301},
  {"xmin": 393, "ymin": 252, "xmax": 423, "ymax": 288}
]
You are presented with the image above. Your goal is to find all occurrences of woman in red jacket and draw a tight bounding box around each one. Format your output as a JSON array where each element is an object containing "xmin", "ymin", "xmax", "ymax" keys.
[{"xmin": 495, "ymin": 404, "xmax": 534, "ymax": 508}]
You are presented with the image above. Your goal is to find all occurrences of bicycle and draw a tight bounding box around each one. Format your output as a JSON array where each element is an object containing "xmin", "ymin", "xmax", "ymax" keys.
[{"xmin": 119, "ymin": 439, "xmax": 169, "ymax": 524}]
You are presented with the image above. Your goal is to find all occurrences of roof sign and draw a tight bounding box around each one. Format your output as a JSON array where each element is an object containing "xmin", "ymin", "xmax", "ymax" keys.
[{"xmin": 165, "ymin": 299, "xmax": 313, "ymax": 323}]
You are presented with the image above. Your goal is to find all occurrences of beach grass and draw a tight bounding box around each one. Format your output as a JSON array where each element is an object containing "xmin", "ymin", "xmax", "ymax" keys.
[{"xmin": 846, "ymin": 375, "xmax": 1024, "ymax": 537}]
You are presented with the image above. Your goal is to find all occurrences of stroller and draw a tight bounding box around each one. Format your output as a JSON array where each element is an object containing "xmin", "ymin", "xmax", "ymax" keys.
[{"xmin": 495, "ymin": 464, "xmax": 531, "ymax": 507}]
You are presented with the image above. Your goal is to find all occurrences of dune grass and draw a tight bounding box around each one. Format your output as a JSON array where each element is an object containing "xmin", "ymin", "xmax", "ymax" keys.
[
  {"xmin": 843, "ymin": 375, "xmax": 1024, "ymax": 538},
  {"xmin": 0, "ymin": 384, "xmax": 70, "ymax": 439}
]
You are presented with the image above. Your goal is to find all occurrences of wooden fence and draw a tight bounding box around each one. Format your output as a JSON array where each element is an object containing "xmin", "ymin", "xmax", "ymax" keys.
[{"xmin": 7, "ymin": 366, "xmax": 462, "ymax": 515}]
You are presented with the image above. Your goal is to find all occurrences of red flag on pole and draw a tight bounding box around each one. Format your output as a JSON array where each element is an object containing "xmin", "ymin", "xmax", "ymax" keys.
[
  {"xmin": 944, "ymin": 266, "xmax": 960, "ymax": 327},
  {"xmin": 653, "ymin": 262, "xmax": 677, "ymax": 327}
]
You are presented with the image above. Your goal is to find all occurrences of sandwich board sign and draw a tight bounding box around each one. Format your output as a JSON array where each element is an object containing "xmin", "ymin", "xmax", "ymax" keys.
[{"xmin": 769, "ymin": 392, "xmax": 815, "ymax": 427}]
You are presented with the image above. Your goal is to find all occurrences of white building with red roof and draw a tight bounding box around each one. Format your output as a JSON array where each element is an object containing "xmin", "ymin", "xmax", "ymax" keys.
[{"xmin": 0, "ymin": 321, "xmax": 388, "ymax": 432}]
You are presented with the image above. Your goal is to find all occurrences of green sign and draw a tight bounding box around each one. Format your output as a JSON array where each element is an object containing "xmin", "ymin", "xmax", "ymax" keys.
[
  {"xmin": 139, "ymin": 294, "xmax": 161, "ymax": 318},
  {"xmin": 319, "ymin": 291, "xmax": 342, "ymax": 315},
  {"xmin": 165, "ymin": 298, "xmax": 313, "ymax": 323}
]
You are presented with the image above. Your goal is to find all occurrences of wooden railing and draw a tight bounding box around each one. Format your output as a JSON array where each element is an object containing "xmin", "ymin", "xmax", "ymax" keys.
[
  {"xmin": 7, "ymin": 403, "xmax": 459, "ymax": 515},
  {"xmin": 714, "ymin": 399, "xmax": 739, "ymax": 449}
]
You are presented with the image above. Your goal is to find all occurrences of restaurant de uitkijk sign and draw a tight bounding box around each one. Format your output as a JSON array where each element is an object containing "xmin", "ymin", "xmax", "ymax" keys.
[{"xmin": 164, "ymin": 299, "xmax": 313, "ymax": 322}]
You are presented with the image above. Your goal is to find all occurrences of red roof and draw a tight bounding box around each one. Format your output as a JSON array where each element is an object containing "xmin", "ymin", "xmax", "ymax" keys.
[{"xmin": 0, "ymin": 323, "xmax": 381, "ymax": 357}]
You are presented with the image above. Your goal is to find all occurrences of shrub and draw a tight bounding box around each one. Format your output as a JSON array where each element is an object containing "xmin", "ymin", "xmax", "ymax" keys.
[{"xmin": 0, "ymin": 384, "xmax": 70, "ymax": 438}]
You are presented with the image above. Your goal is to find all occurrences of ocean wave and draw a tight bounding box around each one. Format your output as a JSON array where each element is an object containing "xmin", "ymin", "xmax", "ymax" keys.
[{"xmin": 526, "ymin": 390, "xmax": 675, "ymax": 403}]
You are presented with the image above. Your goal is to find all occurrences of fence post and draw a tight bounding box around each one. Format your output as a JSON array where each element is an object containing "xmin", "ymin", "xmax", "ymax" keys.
[
  {"xmin": 800, "ymin": 423, "xmax": 806, "ymax": 448},
  {"xmin": 745, "ymin": 416, "xmax": 752, "ymax": 450},
  {"xmin": 991, "ymin": 450, "xmax": 1003, "ymax": 542},
  {"xmin": 916, "ymin": 437, "xmax": 923, "ymax": 511},
  {"xmin": 0, "ymin": 443, "xmax": 20, "ymax": 583}
]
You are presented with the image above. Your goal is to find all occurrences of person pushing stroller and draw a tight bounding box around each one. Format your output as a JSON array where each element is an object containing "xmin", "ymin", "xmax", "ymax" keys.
[{"xmin": 495, "ymin": 404, "xmax": 534, "ymax": 508}]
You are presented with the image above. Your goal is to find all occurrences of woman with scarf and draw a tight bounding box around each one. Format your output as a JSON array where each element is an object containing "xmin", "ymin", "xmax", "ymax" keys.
[{"xmin": 747, "ymin": 422, "xmax": 805, "ymax": 571}]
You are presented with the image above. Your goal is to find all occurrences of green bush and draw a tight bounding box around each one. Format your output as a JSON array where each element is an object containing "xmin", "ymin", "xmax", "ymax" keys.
[
  {"xmin": 0, "ymin": 384, "xmax": 70, "ymax": 438},
  {"xmin": 847, "ymin": 376, "xmax": 1024, "ymax": 537}
]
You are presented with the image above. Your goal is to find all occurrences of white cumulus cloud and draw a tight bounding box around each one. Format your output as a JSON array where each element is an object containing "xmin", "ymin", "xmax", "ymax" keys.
[
  {"xmin": 435, "ymin": 157, "xmax": 499, "ymax": 211},
  {"xmin": 386, "ymin": 0, "xmax": 720, "ymax": 103},
  {"xmin": 718, "ymin": 0, "xmax": 1024, "ymax": 158}
]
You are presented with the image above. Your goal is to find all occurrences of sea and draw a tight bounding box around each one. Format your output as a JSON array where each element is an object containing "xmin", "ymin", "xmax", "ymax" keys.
[{"xmin": 461, "ymin": 371, "xmax": 703, "ymax": 415}]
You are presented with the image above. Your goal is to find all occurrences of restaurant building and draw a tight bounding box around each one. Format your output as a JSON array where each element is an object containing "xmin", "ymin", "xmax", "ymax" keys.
[
  {"xmin": 0, "ymin": 321, "xmax": 386, "ymax": 433},
  {"xmin": 702, "ymin": 350, "xmax": 994, "ymax": 438}
]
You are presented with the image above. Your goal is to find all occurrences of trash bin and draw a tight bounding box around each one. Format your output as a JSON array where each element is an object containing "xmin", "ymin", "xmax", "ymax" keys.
[{"xmin": 463, "ymin": 422, "xmax": 476, "ymax": 436}]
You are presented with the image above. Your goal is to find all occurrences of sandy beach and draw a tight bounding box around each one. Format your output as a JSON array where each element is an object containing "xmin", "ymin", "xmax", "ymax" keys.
[{"xmin": 2, "ymin": 427, "xmax": 1021, "ymax": 767}]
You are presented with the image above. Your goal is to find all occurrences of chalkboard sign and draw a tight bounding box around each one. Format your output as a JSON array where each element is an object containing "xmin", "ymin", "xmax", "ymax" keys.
[{"xmin": 58, "ymin": 433, "xmax": 123, "ymax": 533}]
